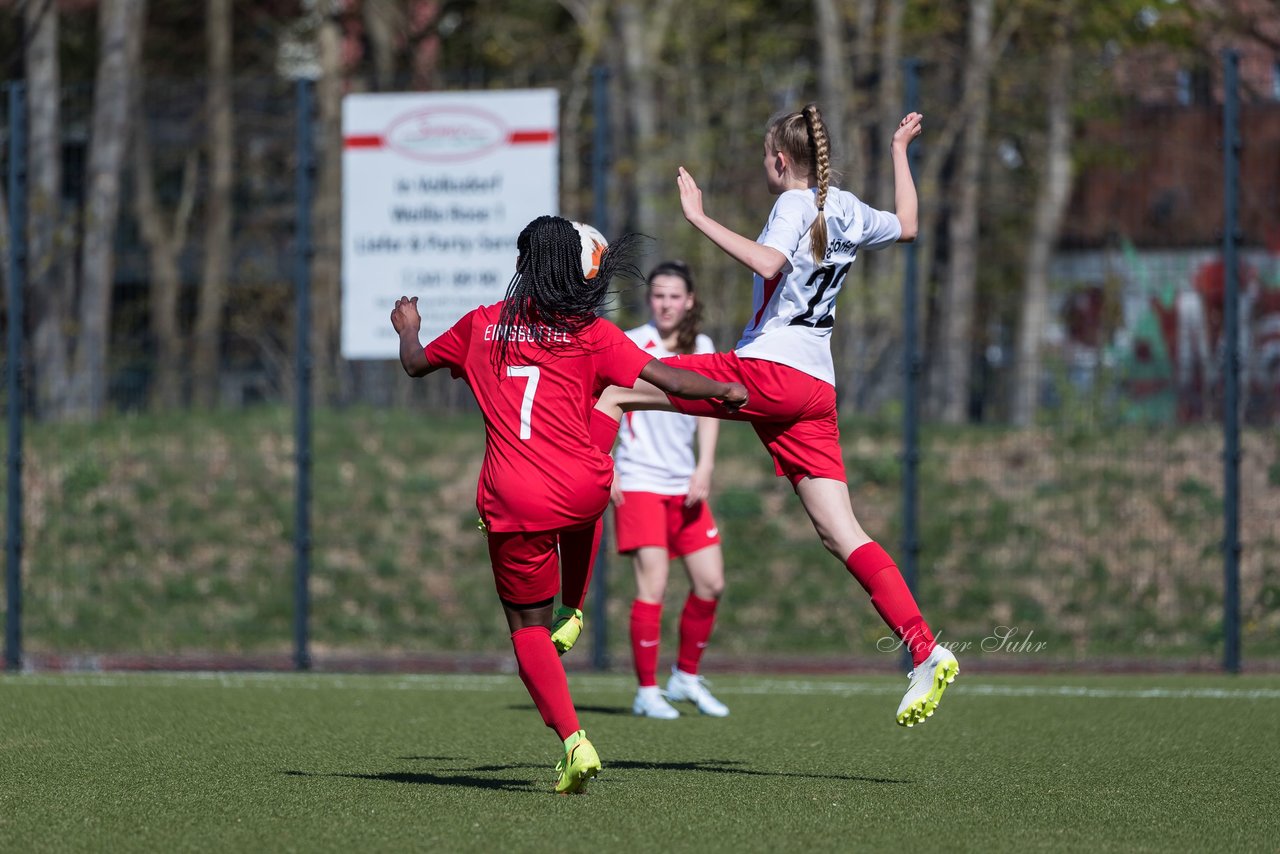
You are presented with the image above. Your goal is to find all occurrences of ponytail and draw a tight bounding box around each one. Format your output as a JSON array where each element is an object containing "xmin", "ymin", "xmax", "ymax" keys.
[{"xmin": 802, "ymin": 103, "xmax": 831, "ymax": 264}]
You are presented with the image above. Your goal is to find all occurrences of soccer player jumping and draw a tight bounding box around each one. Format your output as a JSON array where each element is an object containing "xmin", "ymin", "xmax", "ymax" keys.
[
  {"xmin": 391, "ymin": 215, "xmax": 747, "ymax": 793},
  {"xmin": 596, "ymin": 105, "xmax": 958, "ymax": 727}
]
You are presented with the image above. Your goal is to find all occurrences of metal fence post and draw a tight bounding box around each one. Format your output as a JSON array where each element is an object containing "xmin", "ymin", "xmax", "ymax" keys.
[
  {"xmin": 1221, "ymin": 50, "xmax": 1241, "ymax": 674},
  {"xmin": 590, "ymin": 64, "xmax": 611, "ymax": 672},
  {"xmin": 294, "ymin": 78, "xmax": 315, "ymax": 672},
  {"xmin": 900, "ymin": 59, "xmax": 922, "ymax": 672},
  {"xmin": 5, "ymin": 82, "xmax": 27, "ymax": 673}
]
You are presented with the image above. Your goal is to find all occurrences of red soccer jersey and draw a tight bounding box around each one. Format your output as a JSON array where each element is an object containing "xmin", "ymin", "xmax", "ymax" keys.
[{"xmin": 424, "ymin": 301, "xmax": 654, "ymax": 532}]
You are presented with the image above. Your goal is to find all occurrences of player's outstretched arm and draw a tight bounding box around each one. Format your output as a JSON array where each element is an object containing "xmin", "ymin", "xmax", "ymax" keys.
[
  {"xmin": 891, "ymin": 112, "xmax": 922, "ymax": 242},
  {"xmin": 640, "ymin": 360, "xmax": 748, "ymax": 412},
  {"xmin": 677, "ymin": 166, "xmax": 788, "ymax": 280},
  {"xmin": 390, "ymin": 295, "xmax": 435, "ymax": 378}
]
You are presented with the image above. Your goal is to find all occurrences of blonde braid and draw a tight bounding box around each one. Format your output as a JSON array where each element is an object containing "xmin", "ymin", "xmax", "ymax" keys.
[{"xmin": 803, "ymin": 103, "xmax": 831, "ymax": 263}]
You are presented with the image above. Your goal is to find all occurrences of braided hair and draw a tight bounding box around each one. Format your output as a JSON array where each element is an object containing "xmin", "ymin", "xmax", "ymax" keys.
[
  {"xmin": 646, "ymin": 260, "xmax": 703, "ymax": 355},
  {"xmin": 493, "ymin": 215, "xmax": 642, "ymax": 366},
  {"xmin": 765, "ymin": 103, "xmax": 833, "ymax": 264}
]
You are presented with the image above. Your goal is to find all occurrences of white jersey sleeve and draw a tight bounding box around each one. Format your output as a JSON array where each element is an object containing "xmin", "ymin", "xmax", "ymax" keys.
[
  {"xmin": 613, "ymin": 325, "xmax": 714, "ymax": 495},
  {"xmin": 735, "ymin": 187, "xmax": 901, "ymax": 385}
]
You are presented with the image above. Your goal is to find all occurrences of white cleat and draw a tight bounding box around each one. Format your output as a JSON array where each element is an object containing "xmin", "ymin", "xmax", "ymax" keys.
[
  {"xmin": 632, "ymin": 685, "xmax": 681, "ymax": 719},
  {"xmin": 896, "ymin": 644, "xmax": 959, "ymax": 727},
  {"xmin": 665, "ymin": 667, "xmax": 730, "ymax": 717}
]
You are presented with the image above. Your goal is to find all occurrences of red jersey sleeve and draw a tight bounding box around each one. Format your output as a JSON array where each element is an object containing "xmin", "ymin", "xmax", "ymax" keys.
[
  {"xmin": 424, "ymin": 309, "xmax": 476, "ymax": 379},
  {"xmin": 590, "ymin": 318, "xmax": 654, "ymax": 390}
]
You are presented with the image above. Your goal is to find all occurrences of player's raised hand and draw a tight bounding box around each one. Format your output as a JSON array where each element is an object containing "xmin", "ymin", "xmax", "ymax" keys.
[
  {"xmin": 892, "ymin": 112, "xmax": 923, "ymax": 149},
  {"xmin": 717, "ymin": 381, "xmax": 749, "ymax": 413},
  {"xmin": 390, "ymin": 295, "xmax": 421, "ymax": 335},
  {"xmin": 676, "ymin": 166, "xmax": 706, "ymax": 225}
]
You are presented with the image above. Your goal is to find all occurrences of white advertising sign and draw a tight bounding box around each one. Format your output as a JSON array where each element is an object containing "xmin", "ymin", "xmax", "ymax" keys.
[{"xmin": 340, "ymin": 89, "xmax": 559, "ymax": 359}]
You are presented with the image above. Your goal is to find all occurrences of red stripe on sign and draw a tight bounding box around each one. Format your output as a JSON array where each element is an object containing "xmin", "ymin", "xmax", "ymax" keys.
[
  {"xmin": 344, "ymin": 135, "xmax": 384, "ymax": 149},
  {"xmin": 507, "ymin": 130, "xmax": 556, "ymax": 144}
]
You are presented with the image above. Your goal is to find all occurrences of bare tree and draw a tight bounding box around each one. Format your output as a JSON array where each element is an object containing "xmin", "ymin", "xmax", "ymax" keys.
[
  {"xmin": 133, "ymin": 91, "xmax": 199, "ymax": 411},
  {"xmin": 192, "ymin": 0, "xmax": 234, "ymax": 409},
  {"xmin": 556, "ymin": 0, "xmax": 609, "ymax": 220},
  {"xmin": 913, "ymin": 6, "xmax": 1021, "ymax": 345},
  {"xmin": 362, "ymin": 0, "xmax": 406, "ymax": 90},
  {"xmin": 24, "ymin": 0, "xmax": 70, "ymax": 419},
  {"xmin": 813, "ymin": 0, "xmax": 863, "ymax": 409},
  {"xmin": 68, "ymin": 0, "xmax": 147, "ymax": 419},
  {"xmin": 849, "ymin": 0, "xmax": 878, "ymax": 189},
  {"xmin": 814, "ymin": 0, "xmax": 849, "ymax": 157},
  {"xmin": 848, "ymin": 0, "xmax": 907, "ymax": 411},
  {"xmin": 1012, "ymin": 13, "xmax": 1074, "ymax": 427},
  {"xmin": 929, "ymin": 0, "xmax": 995, "ymax": 424},
  {"xmin": 408, "ymin": 0, "xmax": 443, "ymax": 90},
  {"xmin": 310, "ymin": 0, "xmax": 346, "ymax": 403},
  {"xmin": 616, "ymin": 0, "xmax": 676, "ymax": 238}
]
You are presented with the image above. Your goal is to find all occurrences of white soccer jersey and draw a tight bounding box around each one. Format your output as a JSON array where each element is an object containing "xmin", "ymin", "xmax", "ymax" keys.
[
  {"xmin": 614, "ymin": 323, "xmax": 715, "ymax": 495},
  {"xmin": 735, "ymin": 187, "xmax": 902, "ymax": 385}
]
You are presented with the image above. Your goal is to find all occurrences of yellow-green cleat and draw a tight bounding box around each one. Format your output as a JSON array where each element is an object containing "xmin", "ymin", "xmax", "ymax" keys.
[
  {"xmin": 550, "ymin": 606, "xmax": 583, "ymax": 656},
  {"xmin": 554, "ymin": 729, "xmax": 601, "ymax": 794},
  {"xmin": 895, "ymin": 645, "xmax": 959, "ymax": 727}
]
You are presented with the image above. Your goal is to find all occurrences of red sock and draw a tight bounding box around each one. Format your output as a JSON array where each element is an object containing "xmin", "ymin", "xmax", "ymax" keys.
[
  {"xmin": 630, "ymin": 600, "xmax": 663, "ymax": 687},
  {"xmin": 844, "ymin": 542, "xmax": 936, "ymax": 667},
  {"xmin": 589, "ymin": 408, "xmax": 621, "ymax": 454},
  {"xmin": 676, "ymin": 593, "xmax": 718, "ymax": 675},
  {"xmin": 557, "ymin": 520, "xmax": 601, "ymax": 612},
  {"xmin": 511, "ymin": 626, "xmax": 579, "ymax": 740}
]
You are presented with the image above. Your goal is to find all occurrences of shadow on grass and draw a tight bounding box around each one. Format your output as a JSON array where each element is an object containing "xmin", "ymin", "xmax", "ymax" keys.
[
  {"xmin": 469, "ymin": 758, "xmax": 909, "ymax": 785},
  {"xmin": 281, "ymin": 769, "xmax": 539, "ymax": 793},
  {"xmin": 284, "ymin": 750, "xmax": 909, "ymax": 793}
]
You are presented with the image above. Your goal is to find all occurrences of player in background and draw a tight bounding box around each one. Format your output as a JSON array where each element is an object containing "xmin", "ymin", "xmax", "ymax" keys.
[
  {"xmin": 391, "ymin": 215, "xmax": 747, "ymax": 793},
  {"xmin": 613, "ymin": 261, "xmax": 730, "ymax": 719},
  {"xmin": 596, "ymin": 106, "xmax": 959, "ymax": 728}
]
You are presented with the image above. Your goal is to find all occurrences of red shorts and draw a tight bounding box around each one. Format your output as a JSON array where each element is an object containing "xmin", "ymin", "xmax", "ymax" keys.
[
  {"xmin": 485, "ymin": 522, "xmax": 597, "ymax": 606},
  {"xmin": 660, "ymin": 352, "xmax": 845, "ymax": 487},
  {"xmin": 613, "ymin": 492, "xmax": 721, "ymax": 558}
]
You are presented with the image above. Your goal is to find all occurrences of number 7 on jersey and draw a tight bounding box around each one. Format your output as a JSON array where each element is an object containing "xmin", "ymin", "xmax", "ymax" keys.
[{"xmin": 506, "ymin": 365, "xmax": 541, "ymax": 440}]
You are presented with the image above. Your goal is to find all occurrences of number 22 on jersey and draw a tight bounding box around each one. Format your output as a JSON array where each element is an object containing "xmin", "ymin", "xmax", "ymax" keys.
[{"xmin": 506, "ymin": 365, "xmax": 540, "ymax": 440}]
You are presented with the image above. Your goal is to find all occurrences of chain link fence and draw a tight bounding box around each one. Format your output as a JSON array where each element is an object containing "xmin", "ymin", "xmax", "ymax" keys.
[{"xmin": 2, "ymin": 59, "xmax": 1277, "ymax": 671}]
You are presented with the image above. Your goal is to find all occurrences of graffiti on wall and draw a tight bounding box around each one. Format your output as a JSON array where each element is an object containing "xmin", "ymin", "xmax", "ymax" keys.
[{"xmin": 1049, "ymin": 240, "xmax": 1280, "ymax": 424}]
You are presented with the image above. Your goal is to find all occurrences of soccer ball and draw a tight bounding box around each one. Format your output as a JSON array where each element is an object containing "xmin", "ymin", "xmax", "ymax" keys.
[{"xmin": 571, "ymin": 221, "xmax": 607, "ymax": 279}]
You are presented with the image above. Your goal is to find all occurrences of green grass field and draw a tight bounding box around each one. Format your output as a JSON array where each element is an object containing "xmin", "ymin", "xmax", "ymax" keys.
[
  {"xmin": 2, "ymin": 671, "xmax": 1278, "ymax": 852},
  {"xmin": 10, "ymin": 407, "xmax": 1280, "ymax": 661}
]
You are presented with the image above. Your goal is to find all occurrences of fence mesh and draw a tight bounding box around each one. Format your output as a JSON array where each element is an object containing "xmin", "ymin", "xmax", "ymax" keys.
[{"xmin": 1, "ymin": 63, "xmax": 1278, "ymax": 670}]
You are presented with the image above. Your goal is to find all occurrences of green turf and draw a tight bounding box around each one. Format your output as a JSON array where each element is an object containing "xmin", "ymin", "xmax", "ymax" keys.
[{"xmin": 2, "ymin": 672, "xmax": 1278, "ymax": 852}]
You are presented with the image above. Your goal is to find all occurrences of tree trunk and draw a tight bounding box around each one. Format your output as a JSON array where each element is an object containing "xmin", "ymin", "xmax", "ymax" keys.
[
  {"xmin": 361, "ymin": 0, "xmax": 405, "ymax": 90},
  {"xmin": 408, "ymin": 1, "xmax": 442, "ymax": 90},
  {"xmin": 1012, "ymin": 24, "xmax": 1074, "ymax": 427},
  {"xmin": 814, "ymin": 0, "xmax": 848, "ymax": 160},
  {"xmin": 24, "ymin": 0, "xmax": 70, "ymax": 420},
  {"xmin": 850, "ymin": 0, "xmax": 877, "ymax": 188},
  {"xmin": 69, "ymin": 0, "xmax": 147, "ymax": 420},
  {"xmin": 915, "ymin": 7, "xmax": 1021, "ymax": 353},
  {"xmin": 193, "ymin": 0, "xmax": 234, "ymax": 409},
  {"xmin": 930, "ymin": 0, "xmax": 994, "ymax": 424},
  {"xmin": 849, "ymin": 0, "xmax": 906, "ymax": 411},
  {"xmin": 617, "ymin": 0, "xmax": 675, "ymax": 238},
  {"xmin": 556, "ymin": 0, "xmax": 608, "ymax": 220},
  {"xmin": 813, "ymin": 0, "xmax": 860, "ymax": 409},
  {"xmin": 310, "ymin": 0, "xmax": 346, "ymax": 403},
  {"xmin": 133, "ymin": 91, "xmax": 198, "ymax": 411}
]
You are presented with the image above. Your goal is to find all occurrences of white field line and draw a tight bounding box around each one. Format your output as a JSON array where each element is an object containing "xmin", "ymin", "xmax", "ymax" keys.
[{"xmin": 2, "ymin": 672, "xmax": 1279, "ymax": 701}]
